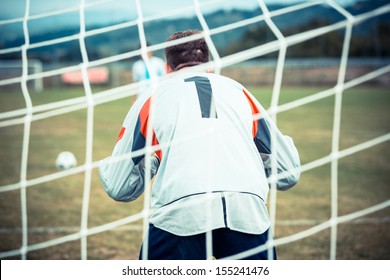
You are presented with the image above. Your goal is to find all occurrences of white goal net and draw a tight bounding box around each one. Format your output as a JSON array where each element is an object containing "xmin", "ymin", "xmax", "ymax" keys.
[{"xmin": 0, "ymin": 0, "xmax": 389, "ymax": 260}]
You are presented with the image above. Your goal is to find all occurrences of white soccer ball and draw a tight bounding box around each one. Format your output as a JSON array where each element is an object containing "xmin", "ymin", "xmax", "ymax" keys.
[{"xmin": 55, "ymin": 151, "xmax": 77, "ymax": 170}]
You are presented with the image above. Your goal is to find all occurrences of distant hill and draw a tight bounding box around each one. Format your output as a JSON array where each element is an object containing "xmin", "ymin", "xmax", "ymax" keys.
[{"xmin": 1, "ymin": 0, "xmax": 389, "ymax": 62}]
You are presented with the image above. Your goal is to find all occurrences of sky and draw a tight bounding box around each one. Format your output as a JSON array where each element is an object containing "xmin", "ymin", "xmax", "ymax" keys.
[
  {"xmin": 0, "ymin": 0, "xmax": 359, "ymax": 43},
  {"xmin": 0, "ymin": 0, "xmax": 358, "ymax": 22}
]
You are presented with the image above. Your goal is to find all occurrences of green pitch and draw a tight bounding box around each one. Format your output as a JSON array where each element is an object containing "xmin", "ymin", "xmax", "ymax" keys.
[{"xmin": 0, "ymin": 85, "xmax": 389, "ymax": 259}]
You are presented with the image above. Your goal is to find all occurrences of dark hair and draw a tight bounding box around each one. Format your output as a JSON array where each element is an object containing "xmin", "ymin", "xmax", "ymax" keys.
[{"xmin": 164, "ymin": 30, "xmax": 209, "ymax": 71}]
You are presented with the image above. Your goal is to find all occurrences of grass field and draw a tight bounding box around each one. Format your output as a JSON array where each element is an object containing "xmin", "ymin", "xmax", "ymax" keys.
[{"xmin": 0, "ymin": 84, "xmax": 389, "ymax": 260}]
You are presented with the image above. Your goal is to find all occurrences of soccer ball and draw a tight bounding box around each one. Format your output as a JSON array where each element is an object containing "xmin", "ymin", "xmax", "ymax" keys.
[{"xmin": 55, "ymin": 151, "xmax": 77, "ymax": 170}]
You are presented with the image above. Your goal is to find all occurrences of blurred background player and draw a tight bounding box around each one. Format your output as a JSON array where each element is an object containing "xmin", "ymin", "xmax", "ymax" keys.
[
  {"xmin": 131, "ymin": 43, "xmax": 165, "ymax": 103},
  {"xmin": 100, "ymin": 30, "xmax": 301, "ymax": 260}
]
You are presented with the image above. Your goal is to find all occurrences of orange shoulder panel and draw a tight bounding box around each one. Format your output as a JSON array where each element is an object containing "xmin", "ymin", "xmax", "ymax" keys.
[{"xmin": 242, "ymin": 89, "xmax": 260, "ymax": 138}]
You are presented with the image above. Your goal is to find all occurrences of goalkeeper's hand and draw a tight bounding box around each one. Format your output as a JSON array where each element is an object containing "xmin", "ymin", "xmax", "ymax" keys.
[{"xmin": 150, "ymin": 153, "xmax": 160, "ymax": 178}]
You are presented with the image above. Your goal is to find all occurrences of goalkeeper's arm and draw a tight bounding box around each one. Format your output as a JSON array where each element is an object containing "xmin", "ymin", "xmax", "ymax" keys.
[
  {"xmin": 99, "ymin": 98, "xmax": 160, "ymax": 202},
  {"xmin": 245, "ymin": 89, "xmax": 301, "ymax": 191}
]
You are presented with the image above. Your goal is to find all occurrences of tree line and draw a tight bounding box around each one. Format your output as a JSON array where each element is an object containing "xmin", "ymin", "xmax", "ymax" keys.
[{"xmin": 225, "ymin": 18, "xmax": 390, "ymax": 58}]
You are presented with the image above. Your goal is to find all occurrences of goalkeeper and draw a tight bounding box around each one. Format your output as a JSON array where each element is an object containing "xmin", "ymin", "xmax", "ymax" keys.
[{"xmin": 99, "ymin": 30, "xmax": 301, "ymax": 260}]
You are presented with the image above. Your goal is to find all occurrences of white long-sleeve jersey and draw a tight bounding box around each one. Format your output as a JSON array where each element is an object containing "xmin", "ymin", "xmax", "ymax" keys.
[{"xmin": 99, "ymin": 71, "xmax": 301, "ymax": 236}]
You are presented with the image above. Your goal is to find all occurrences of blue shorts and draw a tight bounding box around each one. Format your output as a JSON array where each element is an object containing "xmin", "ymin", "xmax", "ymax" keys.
[{"xmin": 139, "ymin": 224, "xmax": 277, "ymax": 260}]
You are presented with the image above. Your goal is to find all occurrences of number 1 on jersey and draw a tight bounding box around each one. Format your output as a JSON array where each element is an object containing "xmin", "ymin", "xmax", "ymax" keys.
[{"xmin": 185, "ymin": 76, "xmax": 218, "ymax": 118}]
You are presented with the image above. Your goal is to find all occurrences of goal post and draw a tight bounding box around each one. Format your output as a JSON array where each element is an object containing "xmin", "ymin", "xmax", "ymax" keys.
[{"xmin": 0, "ymin": 59, "xmax": 43, "ymax": 92}]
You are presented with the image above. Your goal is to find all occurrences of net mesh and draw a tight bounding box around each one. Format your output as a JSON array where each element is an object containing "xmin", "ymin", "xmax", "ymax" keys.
[{"xmin": 0, "ymin": 0, "xmax": 389, "ymax": 260}]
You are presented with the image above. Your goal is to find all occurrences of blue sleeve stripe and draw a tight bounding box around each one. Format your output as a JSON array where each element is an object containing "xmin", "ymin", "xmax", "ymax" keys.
[
  {"xmin": 131, "ymin": 116, "xmax": 146, "ymax": 165},
  {"xmin": 254, "ymin": 118, "xmax": 271, "ymax": 154}
]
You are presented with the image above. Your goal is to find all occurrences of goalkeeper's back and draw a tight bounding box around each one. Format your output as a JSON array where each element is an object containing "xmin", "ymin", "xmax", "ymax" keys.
[
  {"xmin": 150, "ymin": 71, "xmax": 272, "ymax": 207},
  {"xmin": 99, "ymin": 68, "xmax": 300, "ymax": 234}
]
